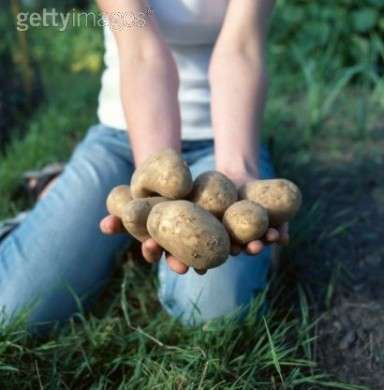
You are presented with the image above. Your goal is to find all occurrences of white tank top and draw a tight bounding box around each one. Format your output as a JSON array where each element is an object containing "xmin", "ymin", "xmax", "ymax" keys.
[{"xmin": 97, "ymin": 0, "xmax": 229, "ymax": 140}]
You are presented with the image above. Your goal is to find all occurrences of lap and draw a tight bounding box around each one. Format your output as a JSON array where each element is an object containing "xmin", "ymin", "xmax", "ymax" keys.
[{"xmin": 0, "ymin": 125, "xmax": 134, "ymax": 326}]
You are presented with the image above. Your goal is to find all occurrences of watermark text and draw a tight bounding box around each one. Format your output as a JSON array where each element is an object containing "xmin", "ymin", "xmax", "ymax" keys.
[{"xmin": 16, "ymin": 7, "xmax": 154, "ymax": 32}]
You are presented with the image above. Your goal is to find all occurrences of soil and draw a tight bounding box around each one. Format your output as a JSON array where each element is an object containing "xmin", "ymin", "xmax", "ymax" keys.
[{"xmin": 276, "ymin": 129, "xmax": 384, "ymax": 389}]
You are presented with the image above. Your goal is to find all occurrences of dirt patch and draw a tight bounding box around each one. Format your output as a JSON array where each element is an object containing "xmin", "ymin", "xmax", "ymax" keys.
[
  {"xmin": 319, "ymin": 297, "xmax": 384, "ymax": 388},
  {"xmin": 274, "ymin": 129, "xmax": 384, "ymax": 388}
]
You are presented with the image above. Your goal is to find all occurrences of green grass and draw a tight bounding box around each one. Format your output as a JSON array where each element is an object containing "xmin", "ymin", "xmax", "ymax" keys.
[
  {"xmin": 0, "ymin": 21, "xmax": 102, "ymax": 218},
  {"xmin": 1, "ymin": 2, "xmax": 383, "ymax": 388},
  {"xmin": 0, "ymin": 260, "xmax": 363, "ymax": 389},
  {"xmin": 0, "ymin": 70, "xmax": 99, "ymax": 218}
]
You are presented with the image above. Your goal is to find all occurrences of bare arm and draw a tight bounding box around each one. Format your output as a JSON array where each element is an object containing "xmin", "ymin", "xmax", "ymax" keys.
[
  {"xmin": 100, "ymin": 0, "xmax": 288, "ymax": 272},
  {"xmin": 97, "ymin": 0, "xmax": 181, "ymax": 165},
  {"xmin": 209, "ymin": 0, "xmax": 289, "ymax": 252},
  {"xmin": 209, "ymin": 0, "xmax": 275, "ymax": 184},
  {"xmin": 98, "ymin": 0, "xmax": 188, "ymax": 273}
]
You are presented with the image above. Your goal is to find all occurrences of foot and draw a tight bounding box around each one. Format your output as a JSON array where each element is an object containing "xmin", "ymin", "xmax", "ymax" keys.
[{"xmin": 23, "ymin": 162, "xmax": 64, "ymax": 200}]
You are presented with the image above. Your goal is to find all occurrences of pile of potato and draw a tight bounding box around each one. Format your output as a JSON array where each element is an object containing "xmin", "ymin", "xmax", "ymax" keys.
[{"xmin": 106, "ymin": 149, "xmax": 302, "ymax": 272}]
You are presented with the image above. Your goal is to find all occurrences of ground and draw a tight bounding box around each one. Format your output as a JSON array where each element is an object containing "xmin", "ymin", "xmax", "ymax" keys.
[
  {"xmin": 309, "ymin": 140, "xmax": 384, "ymax": 389},
  {"xmin": 272, "ymin": 91, "xmax": 384, "ymax": 389},
  {"xmin": 1, "ymin": 3, "xmax": 384, "ymax": 389}
]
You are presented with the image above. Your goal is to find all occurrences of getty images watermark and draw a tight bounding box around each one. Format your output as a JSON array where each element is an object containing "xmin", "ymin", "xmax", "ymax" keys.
[{"xmin": 16, "ymin": 7, "xmax": 154, "ymax": 32}]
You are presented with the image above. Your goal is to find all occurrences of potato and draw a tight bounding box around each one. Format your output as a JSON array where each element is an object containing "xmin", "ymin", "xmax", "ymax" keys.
[
  {"xmin": 239, "ymin": 179, "xmax": 302, "ymax": 226},
  {"xmin": 147, "ymin": 200, "xmax": 230, "ymax": 270},
  {"xmin": 189, "ymin": 171, "xmax": 237, "ymax": 218},
  {"xmin": 131, "ymin": 149, "xmax": 193, "ymax": 199},
  {"xmin": 223, "ymin": 200, "xmax": 269, "ymax": 245},
  {"xmin": 120, "ymin": 197, "xmax": 166, "ymax": 242},
  {"xmin": 106, "ymin": 185, "xmax": 132, "ymax": 216}
]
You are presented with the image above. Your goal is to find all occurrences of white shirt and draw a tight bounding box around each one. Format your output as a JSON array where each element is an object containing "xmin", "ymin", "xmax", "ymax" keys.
[{"xmin": 97, "ymin": 0, "xmax": 229, "ymax": 139}]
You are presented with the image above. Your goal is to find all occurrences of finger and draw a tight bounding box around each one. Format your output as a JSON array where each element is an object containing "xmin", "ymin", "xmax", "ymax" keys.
[
  {"xmin": 100, "ymin": 215, "xmax": 125, "ymax": 235},
  {"xmin": 276, "ymin": 223, "xmax": 289, "ymax": 245},
  {"xmin": 230, "ymin": 244, "xmax": 242, "ymax": 256},
  {"xmin": 166, "ymin": 256, "xmax": 189, "ymax": 274},
  {"xmin": 246, "ymin": 240, "xmax": 264, "ymax": 255},
  {"xmin": 263, "ymin": 228, "xmax": 280, "ymax": 243},
  {"xmin": 142, "ymin": 239, "xmax": 163, "ymax": 263}
]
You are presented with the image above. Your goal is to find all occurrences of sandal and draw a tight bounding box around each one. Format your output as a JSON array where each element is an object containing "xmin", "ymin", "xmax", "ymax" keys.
[
  {"xmin": 22, "ymin": 162, "xmax": 65, "ymax": 201},
  {"xmin": 0, "ymin": 163, "xmax": 65, "ymax": 242}
]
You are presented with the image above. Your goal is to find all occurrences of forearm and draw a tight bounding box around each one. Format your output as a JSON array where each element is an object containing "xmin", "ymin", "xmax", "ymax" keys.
[
  {"xmin": 208, "ymin": 0, "xmax": 274, "ymax": 183},
  {"xmin": 119, "ymin": 47, "xmax": 181, "ymax": 165},
  {"xmin": 97, "ymin": 0, "xmax": 181, "ymax": 166},
  {"xmin": 210, "ymin": 54, "xmax": 268, "ymax": 181}
]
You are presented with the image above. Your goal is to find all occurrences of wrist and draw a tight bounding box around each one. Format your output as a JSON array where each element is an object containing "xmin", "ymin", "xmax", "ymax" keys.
[
  {"xmin": 216, "ymin": 164, "xmax": 261, "ymax": 188},
  {"xmin": 214, "ymin": 136, "xmax": 261, "ymax": 180},
  {"xmin": 215, "ymin": 147, "xmax": 260, "ymax": 183},
  {"xmin": 132, "ymin": 139, "xmax": 181, "ymax": 167}
]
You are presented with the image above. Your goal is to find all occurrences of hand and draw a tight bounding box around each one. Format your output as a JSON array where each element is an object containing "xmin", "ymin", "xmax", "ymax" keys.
[
  {"xmin": 100, "ymin": 215, "xmax": 190, "ymax": 275},
  {"xmin": 100, "ymin": 172, "xmax": 289, "ymax": 275},
  {"xmin": 230, "ymin": 222, "xmax": 289, "ymax": 256}
]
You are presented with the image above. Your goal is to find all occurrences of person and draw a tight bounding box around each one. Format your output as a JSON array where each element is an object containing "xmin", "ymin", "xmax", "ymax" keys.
[{"xmin": 0, "ymin": 0, "xmax": 288, "ymax": 329}]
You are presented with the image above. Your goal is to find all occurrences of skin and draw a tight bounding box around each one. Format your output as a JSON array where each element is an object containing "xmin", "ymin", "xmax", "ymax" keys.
[
  {"xmin": 210, "ymin": 0, "xmax": 276, "ymax": 181},
  {"xmin": 98, "ymin": 0, "xmax": 288, "ymax": 274},
  {"xmin": 100, "ymin": 212, "xmax": 289, "ymax": 274},
  {"xmin": 96, "ymin": 0, "xmax": 181, "ymax": 165}
]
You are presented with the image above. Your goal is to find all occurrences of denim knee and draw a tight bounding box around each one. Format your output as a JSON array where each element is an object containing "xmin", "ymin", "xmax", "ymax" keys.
[
  {"xmin": 158, "ymin": 248, "xmax": 271, "ymax": 326},
  {"xmin": 0, "ymin": 124, "xmax": 134, "ymax": 328}
]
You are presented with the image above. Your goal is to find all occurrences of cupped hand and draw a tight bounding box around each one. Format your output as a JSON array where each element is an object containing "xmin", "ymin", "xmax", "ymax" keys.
[
  {"xmin": 100, "ymin": 215, "xmax": 189, "ymax": 274},
  {"xmin": 100, "ymin": 216, "xmax": 288, "ymax": 276},
  {"xmin": 229, "ymin": 223, "xmax": 289, "ymax": 256},
  {"xmin": 100, "ymin": 171, "xmax": 290, "ymax": 275}
]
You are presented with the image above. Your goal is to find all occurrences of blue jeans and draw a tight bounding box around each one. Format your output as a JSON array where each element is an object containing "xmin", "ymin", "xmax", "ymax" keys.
[{"xmin": 0, "ymin": 124, "xmax": 275, "ymax": 328}]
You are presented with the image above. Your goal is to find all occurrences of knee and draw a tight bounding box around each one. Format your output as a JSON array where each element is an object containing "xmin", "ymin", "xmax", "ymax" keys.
[
  {"xmin": 0, "ymin": 233, "xmax": 112, "ymax": 332},
  {"xmin": 160, "ymin": 276, "xmax": 258, "ymax": 327},
  {"xmin": 0, "ymin": 277, "xmax": 101, "ymax": 333},
  {"xmin": 158, "ymin": 251, "xmax": 270, "ymax": 327},
  {"xmin": 0, "ymin": 273, "xmax": 74, "ymax": 331}
]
